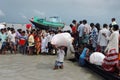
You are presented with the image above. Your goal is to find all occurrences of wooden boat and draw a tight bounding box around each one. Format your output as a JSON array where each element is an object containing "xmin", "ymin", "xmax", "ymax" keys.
[
  {"xmin": 85, "ymin": 60, "xmax": 120, "ymax": 80},
  {"xmin": 30, "ymin": 16, "xmax": 65, "ymax": 30},
  {"xmin": 74, "ymin": 49, "xmax": 120, "ymax": 80}
]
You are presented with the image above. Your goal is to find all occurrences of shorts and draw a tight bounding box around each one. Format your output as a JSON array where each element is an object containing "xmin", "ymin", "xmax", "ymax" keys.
[
  {"xmin": 1, "ymin": 42, "xmax": 6, "ymax": 49},
  {"xmin": 55, "ymin": 61, "xmax": 63, "ymax": 66}
]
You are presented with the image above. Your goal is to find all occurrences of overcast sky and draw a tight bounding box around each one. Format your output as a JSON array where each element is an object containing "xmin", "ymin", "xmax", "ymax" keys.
[{"xmin": 0, "ymin": 0, "xmax": 120, "ymax": 25}]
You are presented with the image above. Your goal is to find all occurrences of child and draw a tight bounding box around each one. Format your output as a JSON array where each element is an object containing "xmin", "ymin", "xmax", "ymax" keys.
[
  {"xmin": 53, "ymin": 46, "xmax": 65, "ymax": 70},
  {"xmin": 19, "ymin": 31, "xmax": 27, "ymax": 55}
]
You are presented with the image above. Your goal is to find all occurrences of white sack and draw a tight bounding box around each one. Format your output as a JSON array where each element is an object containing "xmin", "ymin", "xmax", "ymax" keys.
[
  {"xmin": 51, "ymin": 33, "xmax": 73, "ymax": 47},
  {"xmin": 90, "ymin": 52, "xmax": 105, "ymax": 66}
]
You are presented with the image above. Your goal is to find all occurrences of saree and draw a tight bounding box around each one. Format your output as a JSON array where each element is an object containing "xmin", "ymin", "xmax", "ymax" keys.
[
  {"xmin": 102, "ymin": 49, "xmax": 118, "ymax": 72},
  {"xmin": 35, "ymin": 36, "xmax": 41, "ymax": 54}
]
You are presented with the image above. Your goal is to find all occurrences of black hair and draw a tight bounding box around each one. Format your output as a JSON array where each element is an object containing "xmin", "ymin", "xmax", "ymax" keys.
[
  {"xmin": 10, "ymin": 28, "xmax": 15, "ymax": 31},
  {"xmin": 7, "ymin": 27, "xmax": 11, "ymax": 30},
  {"xmin": 109, "ymin": 24, "xmax": 112, "ymax": 29},
  {"xmin": 22, "ymin": 31, "xmax": 25, "ymax": 33},
  {"xmin": 0, "ymin": 29, "xmax": 4, "ymax": 31},
  {"xmin": 79, "ymin": 21, "xmax": 83, "ymax": 24},
  {"xmin": 69, "ymin": 24, "xmax": 73, "ymax": 28},
  {"xmin": 112, "ymin": 18, "xmax": 115, "ymax": 21},
  {"xmin": 103, "ymin": 24, "xmax": 108, "ymax": 28},
  {"xmin": 95, "ymin": 23, "xmax": 101, "ymax": 32},
  {"xmin": 90, "ymin": 23, "xmax": 94, "ymax": 27},
  {"xmin": 83, "ymin": 20, "xmax": 87, "ymax": 24},
  {"xmin": 72, "ymin": 20, "xmax": 76, "ymax": 24},
  {"xmin": 113, "ymin": 25, "xmax": 119, "ymax": 31}
]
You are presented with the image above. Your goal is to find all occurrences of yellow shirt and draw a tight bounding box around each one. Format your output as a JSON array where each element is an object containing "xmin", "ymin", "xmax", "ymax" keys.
[{"xmin": 28, "ymin": 35, "xmax": 34, "ymax": 46}]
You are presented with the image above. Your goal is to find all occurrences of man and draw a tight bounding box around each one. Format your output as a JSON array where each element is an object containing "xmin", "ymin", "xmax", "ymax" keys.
[
  {"xmin": 0, "ymin": 29, "xmax": 8, "ymax": 54},
  {"xmin": 111, "ymin": 18, "xmax": 117, "ymax": 26},
  {"xmin": 77, "ymin": 21, "xmax": 84, "ymax": 47},
  {"xmin": 90, "ymin": 23, "xmax": 98, "ymax": 51},
  {"xmin": 97, "ymin": 24, "xmax": 111, "ymax": 53},
  {"xmin": 83, "ymin": 20, "xmax": 91, "ymax": 44},
  {"xmin": 72, "ymin": 20, "xmax": 78, "ymax": 29},
  {"xmin": 9, "ymin": 28, "xmax": 17, "ymax": 54},
  {"xmin": 69, "ymin": 23, "xmax": 77, "ymax": 47}
]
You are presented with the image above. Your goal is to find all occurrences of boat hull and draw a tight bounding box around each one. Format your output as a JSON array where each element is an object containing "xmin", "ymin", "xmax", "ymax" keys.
[
  {"xmin": 30, "ymin": 20, "xmax": 64, "ymax": 30},
  {"xmin": 85, "ymin": 60, "xmax": 120, "ymax": 80}
]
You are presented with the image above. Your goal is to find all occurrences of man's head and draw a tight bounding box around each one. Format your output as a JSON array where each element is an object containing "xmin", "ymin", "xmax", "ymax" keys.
[
  {"xmin": 111, "ymin": 18, "xmax": 116, "ymax": 22},
  {"xmin": 90, "ymin": 23, "xmax": 94, "ymax": 28},
  {"xmin": 103, "ymin": 24, "xmax": 108, "ymax": 28},
  {"xmin": 72, "ymin": 20, "xmax": 77, "ymax": 24},
  {"xmin": 79, "ymin": 21, "xmax": 83, "ymax": 24},
  {"xmin": 83, "ymin": 20, "xmax": 87, "ymax": 24},
  {"xmin": 21, "ymin": 31, "xmax": 26, "ymax": 36},
  {"xmin": 0, "ymin": 29, "xmax": 4, "ymax": 33},
  {"xmin": 112, "ymin": 25, "xmax": 119, "ymax": 31},
  {"xmin": 69, "ymin": 24, "xmax": 73, "ymax": 28}
]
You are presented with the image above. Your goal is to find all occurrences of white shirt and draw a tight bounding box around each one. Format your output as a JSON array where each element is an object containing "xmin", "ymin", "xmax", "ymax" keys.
[
  {"xmin": 41, "ymin": 37, "xmax": 48, "ymax": 52},
  {"xmin": 7, "ymin": 30, "xmax": 11, "ymax": 37},
  {"xmin": 112, "ymin": 21, "xmax": 117, "ymax": 25},
  {"xmin": 105, "ymin": 31, "xmax": 119, "ymax": 53},
  {"xmin": 97, "ymin": 28, "xmax": 111, "ymax": 46},
  {"xmin": 47, "ymin": 34, "xmax": 54, "ymax": 42},
  {"xmin": 10, "ymin": 33, "xmax": 16, "ymax": 43},
  {"xmin": 84, "ymin": 24, "xmax": 91, "ymax": 34},
  {"xmin": 56, "ymin": 49, "xmax": 65, "ymax": 62}
]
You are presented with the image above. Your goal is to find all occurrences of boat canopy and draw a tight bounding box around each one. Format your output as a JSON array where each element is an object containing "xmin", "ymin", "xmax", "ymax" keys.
[{"xmin": 49, "ymin": 16, "xmax": 61, "ymax": 22}]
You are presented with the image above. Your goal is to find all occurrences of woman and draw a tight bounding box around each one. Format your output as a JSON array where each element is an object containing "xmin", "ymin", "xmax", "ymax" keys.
[
  {"xmin": 102, "ymin": 25, "xmax": 119, "ymax": 72},
  {"xmin": 34, "ymin": 30, "xmax": 41, "ymax": 55}
]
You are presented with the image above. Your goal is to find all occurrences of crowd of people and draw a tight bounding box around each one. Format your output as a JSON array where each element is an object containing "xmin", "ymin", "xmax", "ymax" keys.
[
  {"xmin": 0, "ymin": 18, "xmax": 120, "ymax": 73},
  {"xmin": 70, "ymin": 18, "xmax": 120, "ymax": 74},
  {"xmin": 0, "ymin": 27, "xmax": 57, "ymax": 55}
]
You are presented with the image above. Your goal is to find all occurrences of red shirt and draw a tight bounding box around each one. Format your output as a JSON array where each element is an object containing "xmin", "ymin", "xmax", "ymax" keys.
[{"xmin": 72, "ymin": 26, "xmax": 76, "ymax": 33}]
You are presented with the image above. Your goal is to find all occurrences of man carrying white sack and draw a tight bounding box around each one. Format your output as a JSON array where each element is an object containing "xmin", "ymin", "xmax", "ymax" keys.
[{"xmin": 51, "ymin": 32, "xmax": 75, "ymax": 59}]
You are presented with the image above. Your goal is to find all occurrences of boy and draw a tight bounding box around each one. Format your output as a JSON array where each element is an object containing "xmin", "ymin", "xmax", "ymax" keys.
[
  {"xmin": 53, "ymin": 46, "xmax": 65, "ymax": 70},
  {"xmin": 19, "ymin": 31, "xmax": 27, "ymax": 55}
]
